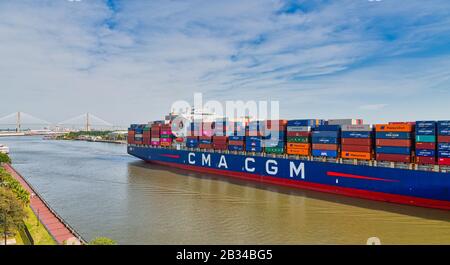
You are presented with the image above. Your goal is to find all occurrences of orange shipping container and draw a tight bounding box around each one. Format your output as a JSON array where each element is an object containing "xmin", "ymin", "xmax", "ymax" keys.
[
  {"xmin": 375, "ymin": 124, "xmax": 413, "ymax": 132},
  {"xmin": 341, "ymin": 151, "xmax": 372, "ymax": 160},
  {"xmin": 160, "ymin": 142, "xmax": 171, "ymax": 147},
  {"xmin": 287, "ymin": 148, "xmax": 310, "ymax": 156},
  {"xmin": 287, "ymin": 143, "xmax": 310, "ymax": 149}
]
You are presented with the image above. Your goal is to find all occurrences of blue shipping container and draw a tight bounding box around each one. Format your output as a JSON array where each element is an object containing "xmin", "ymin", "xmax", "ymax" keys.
[
  {"xmin": 438, "ymin": 143, "xmax": 450, "ymax": 151},
  {"xmin": 314, "ymin": 125, "xmax": 341, "ymax": 131},
  {"xmin": 416, "ymin": 128, "xmax": 436, "ymax": 135},
  {"xmin": 376, "ymin": 146, "xmax": 411, "ymax": 155},
  {"xmin": 311, "ymin": 137, "xmax": 339, "ymax": 144},
  {"xmin": 245, "ymin": 146, "xmax": 263, "ymax": 152},
  {"xmin": 376, "ymin": 132, "xmax": 411, "ymax": 139},
  {"xmin": 416, "ymin": 149, "xmax": 436, "ymax": 157},
  {"xmin": 247, "ymin": 136, "xmax": 262, "ymax": 142},
  {"xmin": 437, "ymin": 121, "xmax": 450, "ymax": 128},
  {"xmin": 229, "ymin": 136, "xmax": 245, "ymax": 141},
  {"xmin": 263, "ymin": 140, "xmax": 285, "ymax": 148},
  {"xmin": 416, "ymin": 121, "xmax": 436, "ymax": 127},
  {"xmin": 287, "ymin": 119, "xmax": 321, "ymax": 127},
  {"xmin": 312, "ymin": 150, "xmax": 338, "ymax": 158},
  {"xmin": 342, "ymin": 131, "xmax": 371, "ymax": 138},
  {"xmin": 199, "ymin": 139, "xmax": 212, "ymax": 144},
  {"xmin": 438, "ymin": 127, "xmax": 450, "ymax": 136},
  {"xmin": 438, "ymin": 151, "xmax": 450, "ymax": 158},
  {"xmin": 312, "ymin": 131, "xmax": 340, "ymax": 138},
  {"xmin": 228, "ymin": 145, "xmax": 244, "ymax": 151},
  {"xmin": 186, "ymin": 143, "xmax": 199, "ymax": 148}
]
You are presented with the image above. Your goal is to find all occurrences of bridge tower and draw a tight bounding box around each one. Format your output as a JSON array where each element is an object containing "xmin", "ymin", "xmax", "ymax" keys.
[
  {"xmin": 86, "ymin": 113, "xmax": 91, "ymax": 132},
  {"xmin": 16, "ymin": 112, "xmax": 21, "ymax": 132}
]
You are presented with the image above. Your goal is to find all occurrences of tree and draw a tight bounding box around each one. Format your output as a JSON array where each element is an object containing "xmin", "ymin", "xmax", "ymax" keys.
[
  {"xmin": 0, "ymin": 168, "xmax": 29, "ymax": 205},
  {"xmin": 0, "ymin": 153, "xmax": 11, "ymax": 164},
  {"xmin": 0, "ymin": 187, "xmax": 27, "ymax": 242},
  {"xmin": 89, "ymin": 237, "xmax": 117, "ymax": 245}
]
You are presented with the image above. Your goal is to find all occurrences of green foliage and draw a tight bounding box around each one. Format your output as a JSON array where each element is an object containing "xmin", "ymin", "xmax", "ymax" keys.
[
  {"xmin": 0, "ymin": 153, "xmax": 11, "ymax": 164},
  {"xmin": 58, "ymin": 131, "xmax": 114, "ymax": 140},
  {"xmin": 89, "ymin": 237, "xmax": 117, "ymax": 245},
  {"xmin": 0, "ymin": 168, "xmax": 30, "ymax": 204},
  {"xmin": 0, "ymin": 187, "xmax": 28, "ymax": 237}
]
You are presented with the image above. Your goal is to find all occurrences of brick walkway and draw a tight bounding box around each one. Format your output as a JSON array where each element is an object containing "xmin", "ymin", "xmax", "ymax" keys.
[{"xmin": 3, "ymin": 163, "xmax": 84, "ymax": 245}]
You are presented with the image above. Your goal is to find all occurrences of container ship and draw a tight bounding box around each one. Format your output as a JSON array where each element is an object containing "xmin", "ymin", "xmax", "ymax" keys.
[{"xmin": 127, "ymin": 111, "xmax": 450, "ymax": 210}]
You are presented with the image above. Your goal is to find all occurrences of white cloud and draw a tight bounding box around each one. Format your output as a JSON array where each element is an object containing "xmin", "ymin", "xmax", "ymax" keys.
[{"xmin": 0, "ymin": 0, "xmax": 449, "ymax": 126}]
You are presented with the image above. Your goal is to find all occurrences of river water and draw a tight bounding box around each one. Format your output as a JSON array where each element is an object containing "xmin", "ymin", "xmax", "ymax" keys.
[{"xmin": 1, "ymin": 136, "xmax": 449, "ymax": 244}]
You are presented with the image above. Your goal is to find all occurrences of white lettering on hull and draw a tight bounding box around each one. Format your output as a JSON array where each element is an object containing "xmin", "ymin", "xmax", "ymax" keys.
[
  {"xmin": 266, "ymin": 160, "xmax": 278, "ymax": 175},
  {"xmin": 245, "ymin": 158, "xmax": 255, "ymax": 172},
  {"xmin": 202, "ymin": 153, "xmax": 211, "ymax": 166},
  {"xmin": 289, "ymin": 161, "xmax": 305, "ymax": 179},
  {"xmin": 188, "ymin": 153, "xmax": 196, "ymax": 165},
  {"xmin": 218, "ymin": 155, "xmax": 228, "ymax": 169}
]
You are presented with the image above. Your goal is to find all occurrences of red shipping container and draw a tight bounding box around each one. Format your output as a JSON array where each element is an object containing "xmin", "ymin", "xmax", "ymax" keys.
[
  {"xmin": 341, "ymin": 145, "xmax": 371, "ymax": 153},
  {"xmin": 228, "ymin": 140, "xmax": 244, "ymax": 146},
  {"xmin": 213, "ymin": 143, "xmax": 228, "ymax": 150},
  {"xmin": 199, "ymin": 144, "xmax": 212, "ymax": 149},
  {"xmin": 312, "ymin": 144, "xmax": 338, "ymax": 151},
  {"xmin": 416, "ymin": 156, "xmax": 436, "ymax": 165},
  {"xmin": 287, "ymin": 131, "xmax": 310, "ymax": 137},
  {"xmin": 341, "ymin": 138, "xmax": 371, "ymax": 146},
  {"xmin": 438, "ymin": 136, "xmax": 450, "ymax": 143},
  {"xmin": 376, "ymin": 153, "xmax": 411, "ymax": 163},
  {"xmin": 416, "ymin": 142, "xmax": 436, "ymax": 149},
  {"xmin": 438, "ymin": 158, "xmax": 450, "ymax": 166},
  {"xmin": 376, "ymin": 139, "xmax": 411, "ymax": 147},
  {"xmin": 213, "ymin": 136, "xmax": 228, "ymax": 143}
]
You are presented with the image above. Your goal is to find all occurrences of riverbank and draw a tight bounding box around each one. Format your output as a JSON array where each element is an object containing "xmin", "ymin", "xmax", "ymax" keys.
[{"xmin": 2, "ymin": 163, "xmax": 86, "ymax": 245}]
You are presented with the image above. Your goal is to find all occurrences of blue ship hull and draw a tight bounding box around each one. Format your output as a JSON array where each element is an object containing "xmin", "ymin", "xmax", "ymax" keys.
[{"xmin": 128, "ymin": 145, "xmax": 450, "ymax": 210}]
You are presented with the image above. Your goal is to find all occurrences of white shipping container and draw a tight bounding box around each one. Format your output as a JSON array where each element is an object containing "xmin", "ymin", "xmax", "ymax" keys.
[
  {"xmin": 287, "ymin": 126, "xmax": 311, "ymax": 132},
  {"xmin": 327, "ymin": 119, "xmax": 363, "ymax": 125},
  {"xmin": 341, "ymin": 124, "xmax": 372, "ymax": 131}
]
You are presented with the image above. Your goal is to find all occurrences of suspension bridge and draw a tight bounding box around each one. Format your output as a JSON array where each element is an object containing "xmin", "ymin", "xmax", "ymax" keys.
[{"xmin": 0, "ymin": 112, "xmax": 127, "ymax": 136}]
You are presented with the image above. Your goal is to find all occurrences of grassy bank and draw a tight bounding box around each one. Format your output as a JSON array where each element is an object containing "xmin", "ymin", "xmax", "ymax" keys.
[{"xmin": 22, "ymin": 206, "xmax": 56, "ymax": 245}]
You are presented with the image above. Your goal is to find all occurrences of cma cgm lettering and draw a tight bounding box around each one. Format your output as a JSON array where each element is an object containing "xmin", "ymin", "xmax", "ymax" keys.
[{"xmin": 186, "ymin": 152, "xmax": 305, "ymax": 179}]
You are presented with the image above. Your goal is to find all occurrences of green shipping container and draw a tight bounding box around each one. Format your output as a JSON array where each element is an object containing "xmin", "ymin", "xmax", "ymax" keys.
[
  {"xmin": 264, "ymin": 147, "xmax": 285, "ymax": 154},
  {"xmin": 287, "ymin": 136, "xmax": 309, "ymax": 143},
  {"xmin": 416, "ymin": 135, "xmax": 436, "ymax": 143},
  {"xmin": 160, "ymin": 134, "xmax": 171, "ymax": 138}
]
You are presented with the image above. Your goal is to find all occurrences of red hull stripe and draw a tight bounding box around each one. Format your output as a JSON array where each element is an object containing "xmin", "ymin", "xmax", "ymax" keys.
[
  {"xmin": 327, "ymin": 171, "xmax": 399, "ymax": 183},
  {"xmin": 159, "ymin": 154, "xmax": 180, "ymax": 159},
  {"xmin": 148, "ymin": 160, "xmax": 450, "ymax": 211}
]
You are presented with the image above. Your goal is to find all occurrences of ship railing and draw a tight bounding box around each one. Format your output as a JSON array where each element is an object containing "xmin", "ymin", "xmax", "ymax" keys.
[{"xmin": 130, "ymin": 144, "xmax": 449, "ymax": 174}]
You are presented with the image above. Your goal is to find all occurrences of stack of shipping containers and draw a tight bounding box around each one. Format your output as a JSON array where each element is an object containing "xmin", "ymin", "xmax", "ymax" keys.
[
  {"xmin": 160, "ymin": 124, "xmax": 172, "ymax": 147},
  {"xmin": 312, "ymin": 125, "xmax": 341, "ymax": 158},
  {"xmin": 134, "ymin": 125, "xmax": 144, "ymax": 145},
  {"xmin": 263, "ymin": 120, "xmax": 287, "ymax": 154},
  {"xmin": 246, "ymin": 121, "xmax": 263, "ymax": 152},
  {"xmin": 228, "ymin": 136, "xmax": 245, "ymax": 151},
  {"xmin": 151, "ymin": 123, "xmax": 161, "ymax": 146},
  {"xmin": 375, "ymin": 123, "xmax": 413, "ymax": 163},
  {"xmin": 143, "ymin": 125, "xmax": 151, "ymax": 145},
  {"xmin": 286, "ymin": 120, "xmax": 316, "ymax": 156},
  {"xmin": 438, "ymin": 121, "xmax": 450, "ymax": 166},
  {"xmin": 227, "ymin": 121, "xmax": 245, "ymax": 151},
  {"xmin": 415, "ymin": 121, "xmax": 437, "ymax": 165},
  {"xmin": 341, "ymin": 124, "xmax": 373, "ymax": 160},
  {"xmin": 128, "ymin": 125, "xmax": 136, "ymax": 145},
  {"xmin": 186, "ymin": 121, "xmax": 200, "ymax": 148}
]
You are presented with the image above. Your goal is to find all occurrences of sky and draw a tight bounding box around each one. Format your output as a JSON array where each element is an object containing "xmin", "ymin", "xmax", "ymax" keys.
[{"xmin": 1, "ymin": 0, "xmax": 450, "ymax": 127}]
